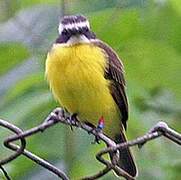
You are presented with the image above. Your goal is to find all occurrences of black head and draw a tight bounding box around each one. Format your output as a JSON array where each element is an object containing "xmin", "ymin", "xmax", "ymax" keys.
[{"xmin": 56, "ymin": 15, "xmax": 96, "ymax": 44}]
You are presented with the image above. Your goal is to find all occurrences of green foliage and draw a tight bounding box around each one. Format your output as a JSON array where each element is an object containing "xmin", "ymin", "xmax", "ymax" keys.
[
  {"xmin": 19, "ymin": 0, "xmax": 60, "ymax": 7},
  {"xmin": 122, "ymin": 39, "xmax": 181, "ymax": 99},
  {"xmin": 0, "ymin": 43, "xmax": 29, "ymax": 75},
  {"xmin": 0, "ymin": 0, "xmax": 180, "ymax": 180}
]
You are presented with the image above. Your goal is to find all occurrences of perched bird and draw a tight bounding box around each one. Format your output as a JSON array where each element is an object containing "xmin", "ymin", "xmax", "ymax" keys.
[{"xmin": 45, "ymin": 15, "xmax": 137, "ymax": 177}]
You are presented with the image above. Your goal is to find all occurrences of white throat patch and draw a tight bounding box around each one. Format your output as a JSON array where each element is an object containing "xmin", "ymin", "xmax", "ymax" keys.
[{"xmin": 66, "ymin": 35, "xmax": 90, "ymax": 45}]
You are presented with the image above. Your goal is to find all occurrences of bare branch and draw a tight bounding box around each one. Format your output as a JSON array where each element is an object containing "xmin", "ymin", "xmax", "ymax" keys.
[
  {"xmin": 0, "ymin": 117, "xmax": 69, "ymax": 180},
  {"xmin": 7, "ymin": 143, "xmax": 69, "ymax": 180},
  {"xmin": 0, "ymin": 166, "xmax": 11, "ymax": 180},
  {"xmin": 87, "ymin": 121, "xmax": 181, "ymax": 179},
  {"xmin": 0, "ymin": 119, "xmax": 26, "ymax": 165},
  {"xmin": 0, "ymin": 108, "xmax": 180, "ymax": 180},
  {"xmin": 80, "ymin": 167, "xmax": 112, "ymax": 180}
]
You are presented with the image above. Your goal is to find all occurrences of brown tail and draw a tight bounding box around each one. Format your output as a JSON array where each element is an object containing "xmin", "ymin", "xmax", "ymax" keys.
[{"xmin": 110, "ymin": 131, "xmax": 137, "ymax": 178}]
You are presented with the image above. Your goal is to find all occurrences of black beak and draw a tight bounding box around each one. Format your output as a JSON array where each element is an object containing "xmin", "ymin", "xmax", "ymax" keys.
[{"xmin": 71, "ymin": 28, "xmax": 82, "ymax": 35}]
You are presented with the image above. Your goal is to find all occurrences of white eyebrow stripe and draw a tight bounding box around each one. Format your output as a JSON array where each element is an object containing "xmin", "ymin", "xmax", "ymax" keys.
[
  {"xmin": 58, "ymin": 21, "xmax": 90, "ymax": 34},
  {"xmin": 64, "ymin": 21, "xmax": 90, "ymax": 30}
]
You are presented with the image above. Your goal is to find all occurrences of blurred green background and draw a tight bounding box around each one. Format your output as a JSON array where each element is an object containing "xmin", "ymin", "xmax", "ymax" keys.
[{"xmin": 0, "ymin": 0, "xmax": 180, "ymax": 179}]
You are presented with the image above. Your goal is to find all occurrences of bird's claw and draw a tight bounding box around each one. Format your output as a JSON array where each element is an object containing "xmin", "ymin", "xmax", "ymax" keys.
[
  {"xmin": 43, "ymin": 108, "xmax": 80, "ymax": 131},
  {"xmin": 91, "ymin": 127, "xmax": 102, "ymax": 144},
  {"xmin": 67, "ymin": 113, "xmax": 79, "ymax": 131},
  {"xmin": 44, "ymin": 107, "xmax": 65, "ymax": 123}
]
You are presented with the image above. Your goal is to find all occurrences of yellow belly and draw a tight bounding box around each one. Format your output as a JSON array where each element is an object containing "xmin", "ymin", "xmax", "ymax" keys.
[{"xmin": 45, "ymin": 43, "xmax": 121, "ymax": 137}]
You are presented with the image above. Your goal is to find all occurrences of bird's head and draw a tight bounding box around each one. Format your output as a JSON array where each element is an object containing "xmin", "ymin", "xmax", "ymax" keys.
[{"xmin": 57, "ymin": 15, "xmax": 96, "ymax": 45}]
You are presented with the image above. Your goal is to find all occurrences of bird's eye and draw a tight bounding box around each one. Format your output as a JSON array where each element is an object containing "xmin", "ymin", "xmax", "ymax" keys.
[
  {"xmin": 78, "ymin": 28, "xmax": 83, "ymax": 33},
  {"xmin": 62, "ymin": 29, "xmax": 68, "ymax": 35},
  {"xmin": 84, "ymin": 27, "xmax": 89, "ymax": 32}
]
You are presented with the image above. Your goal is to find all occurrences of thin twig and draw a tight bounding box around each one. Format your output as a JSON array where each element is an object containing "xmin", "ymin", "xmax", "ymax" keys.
[
  {"xmin": 0, "ymin": 166, "xmax": 11, "ymax": 180},
  {"xmin": 88, "ymin": 121, "xmax": 181, "ymax": 179},
  {"xmin": 0, "ymin": 119, "xmax": 26, "ymax": 165},
  {"xmin": 0, "ymin": 108, "xmax": 181, "ymax": 180},
  {"xmin": 81, "ymin": 167, "xmax": 112, "ymax": 180},
  {"xmin": 6, "ymin": 143, "xmax": 69, "ymax": 180},
  {"xmin": 0, "ymin": 115, "xmax": 69, "ymax": 180}
]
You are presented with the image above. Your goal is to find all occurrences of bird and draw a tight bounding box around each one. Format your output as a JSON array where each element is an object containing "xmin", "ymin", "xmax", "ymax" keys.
[{"xmin": 45, "ymin": 15, "xmax": 137, "ymax": 178}]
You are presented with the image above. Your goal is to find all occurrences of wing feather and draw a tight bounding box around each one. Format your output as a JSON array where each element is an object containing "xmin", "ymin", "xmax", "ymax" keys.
[{"xmin": 93, "ymin": 40, "xmax": 128, "ymax": 130}]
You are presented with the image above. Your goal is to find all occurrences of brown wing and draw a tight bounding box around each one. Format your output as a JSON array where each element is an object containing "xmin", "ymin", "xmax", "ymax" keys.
[{"xmin": 93, "ymin": 40, "xmax": 128, "ymax": 130}]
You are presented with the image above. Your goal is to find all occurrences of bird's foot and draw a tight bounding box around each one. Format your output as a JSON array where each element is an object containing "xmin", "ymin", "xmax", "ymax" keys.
[
  {"xmin": 91, "ymin": 128, "xmax": 102, "ymax": 144},
  {"xmin": 91, "ymin": 116, "xmax": 105, "ymax": 144},
  {"xmin": 44, "ymin": 107, "xmax": 66, "ymax": 123},
  {"xmin": 43, "ymin": 108, "xmax": 79, "ymax": 130},
  {"xmin": 68, "ymin": 113, "xmax": 79, "ymax": 131},
  {"xmin": 40, "ymin": 108, "xmax": 66, "ymax": 132}
]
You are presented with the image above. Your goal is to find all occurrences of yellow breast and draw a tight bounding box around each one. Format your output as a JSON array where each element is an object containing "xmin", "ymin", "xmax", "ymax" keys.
[{"xmin": 45, "ymin": 43, "xmax": 120, "ymax": 136}]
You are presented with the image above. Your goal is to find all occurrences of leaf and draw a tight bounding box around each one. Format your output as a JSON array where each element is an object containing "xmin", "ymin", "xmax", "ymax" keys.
[
  {"xmin": 0, "ymin": 43, "xmax": 29, "ymax": 75},
  {"xmin": 170, "ymin": 0, "xmax": 181, "ymax": 15},
  {"xmin": 4, "ymin": 73, "xmax": 45, "ymax": 102},
  {"xmin": 19, "ymin": 0, "xmax": 59, "ymax": 8},
  {"xmin": 90, "ymin": 8, "xmax": 141, "ymax": 47},
  {"xmin": 0, "ymin": 57, "xmax": 41, "ymax": 99},
  {"xmin": 120, "ymin": 38, "xmax": 181, "ymax": 100},
  {"xmin": 0, "ymin": 5, "xmax": 59, "ymax": 51}
]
